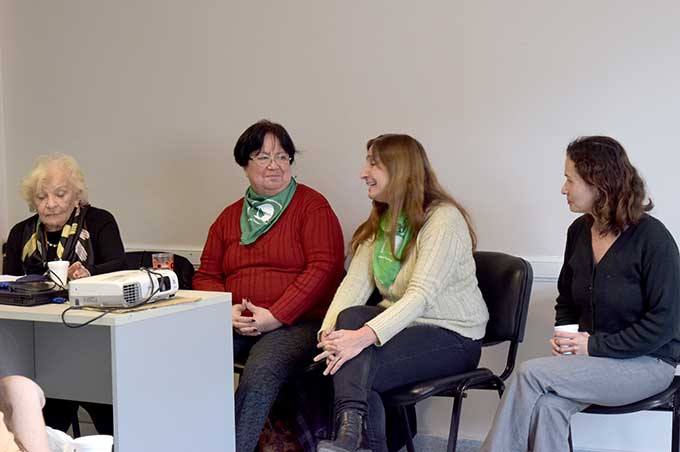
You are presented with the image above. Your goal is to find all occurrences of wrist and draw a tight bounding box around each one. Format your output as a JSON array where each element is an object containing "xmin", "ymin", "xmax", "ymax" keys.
[
  {"xmin": 270, "ymin": 312, "xmax": 283, "ymax": 328},
  {"xmin": 359, "ymin": 325, "xmax": 378, "ymax": 347}
]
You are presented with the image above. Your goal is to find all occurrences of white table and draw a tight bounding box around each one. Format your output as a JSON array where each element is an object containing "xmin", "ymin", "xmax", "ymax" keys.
[{"xmin": 0, "ymin": 290, "xmax": 235, "ymax": 452}]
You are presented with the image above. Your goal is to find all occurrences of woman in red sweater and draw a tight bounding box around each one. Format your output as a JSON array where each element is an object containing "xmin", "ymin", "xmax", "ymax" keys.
[{"xmin": 193, "ymin": 120, "xmax": 345, "ymax": 452}]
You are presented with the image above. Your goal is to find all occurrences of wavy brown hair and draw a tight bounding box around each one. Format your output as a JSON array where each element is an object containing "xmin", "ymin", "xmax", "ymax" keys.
[
  {"xmin": 350, "ymin": 134, "xmax": 476, "ymax": 259},
  {"xmin": 566, "ymin": 136, "xmax": 652, "ymax": 235}
]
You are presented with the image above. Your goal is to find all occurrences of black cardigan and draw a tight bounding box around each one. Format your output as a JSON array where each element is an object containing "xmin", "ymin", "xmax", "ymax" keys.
[
  {"xmin": 4, "ymin": 206, "xmax": 127, "ymax": 277},
  {"xmin": 555, "ymin": 214, "xmax": 680, "ymax": 365}
]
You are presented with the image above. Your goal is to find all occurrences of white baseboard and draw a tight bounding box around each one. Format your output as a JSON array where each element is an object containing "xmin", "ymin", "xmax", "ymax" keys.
[
  {"xmin": 521, "ymin": 255, "xmax": 561, "ymax": 282},
  {"xmin": 125, "ymin": 245, "xmax": 563, "ymax": 282}
]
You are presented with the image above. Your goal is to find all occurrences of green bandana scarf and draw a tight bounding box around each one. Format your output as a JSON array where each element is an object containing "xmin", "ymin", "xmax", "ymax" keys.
[
  {"xmin": 240, "ymin": 178, "xmax": 297, "ymax": 245},
  {"xmin": 373, "ymin": 212, "xmax": 412, "ymax": 288}
]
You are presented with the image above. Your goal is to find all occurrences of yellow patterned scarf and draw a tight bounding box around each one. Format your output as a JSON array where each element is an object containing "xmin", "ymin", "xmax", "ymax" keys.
[{"xmin": 20, "ymin": 205, "xmax": 94, "ymax": 275}]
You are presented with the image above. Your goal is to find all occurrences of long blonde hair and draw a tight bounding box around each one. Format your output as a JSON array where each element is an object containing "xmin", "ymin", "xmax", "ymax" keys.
[{"xmin": 350, "ymin": 134, "xmax": 476, "ymax": 259}]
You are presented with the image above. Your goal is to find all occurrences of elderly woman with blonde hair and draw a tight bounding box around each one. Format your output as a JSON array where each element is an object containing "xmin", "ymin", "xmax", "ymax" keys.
[
  {"xmin": 4, "ymin": 152, "xmax": 126, "ymax": 435},
  {"xmin": 5, "ymin": 153, "xmax": 126, "ymax": 279}
]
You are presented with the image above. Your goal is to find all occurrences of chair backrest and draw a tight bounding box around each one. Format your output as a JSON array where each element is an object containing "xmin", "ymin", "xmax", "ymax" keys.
[
  {"xmin": 125, "ymin": 250, "xmax": 195, "ymax": 290},
  {"xmin": 474, "ymin": 251, "xmax": 533, "ymax": 380},
  {"xmin": 474, "ymin": 251, "xmax": 533, "ymax": 347},
  {"xmin": 1, "ymin": 242, "xmax": 6, "ymax": 274}
]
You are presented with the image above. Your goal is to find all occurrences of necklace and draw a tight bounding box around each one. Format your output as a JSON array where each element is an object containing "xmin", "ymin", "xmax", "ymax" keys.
[{"xmin": 43, "ymin": 229, "xmax": 60, "ymax": 250}]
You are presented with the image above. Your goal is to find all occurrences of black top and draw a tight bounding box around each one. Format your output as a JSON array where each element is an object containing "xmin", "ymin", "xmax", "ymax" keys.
[
  {"xmin": 4, "ymin": 206, "xmax": 127, "ymax": 277},
  {"xmin": 555, "ymin": 214, "xmax": 680, "ymax": 365}
]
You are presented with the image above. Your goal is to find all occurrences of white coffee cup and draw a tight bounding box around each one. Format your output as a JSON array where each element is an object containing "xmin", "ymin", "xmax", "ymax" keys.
[
  {"xmin": 554, "ymin": 324, "xmax": 579, "ymax": 355},
  {"xmin": 67, "ymin": 435, "xmax": 113, "ymax": 452},
  {"xmin": 47, "ymin": 260, "xmax": 69, "ymax": 288}
]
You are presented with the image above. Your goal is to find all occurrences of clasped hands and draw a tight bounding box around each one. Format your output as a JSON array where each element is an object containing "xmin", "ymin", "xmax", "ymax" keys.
[
  {"xmin": 232, "ymin": 298, "xmax": 282, "ymax": 336},
  {"xmin": 550, "ymin": 331, "xmax": 590, "ymax": 356},
  {"xmin": 313, "ymin": 326, "xmax": 377, "ymax": 376}
]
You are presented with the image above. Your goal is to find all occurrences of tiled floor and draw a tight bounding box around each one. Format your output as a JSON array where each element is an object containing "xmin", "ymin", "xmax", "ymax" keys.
[{"xmin": 401, "ymin": 435, "xmax": 597, "ymax": 452}]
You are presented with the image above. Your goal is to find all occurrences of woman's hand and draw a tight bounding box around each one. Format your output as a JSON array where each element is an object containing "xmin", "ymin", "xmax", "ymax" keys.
[
  {"xmin": 315, "ymin": 330, "xmax": 336, "ymax": 366},
  {"xmin": 551, "ymin": 331, "xmax": 590, "ymax": 356},
  {"xmin": 314, "ymin": 326, "xmax": 378, "ymax": 376},
  {"xmin": 233, "ymin": 300, "xmax": 259, "ymax": 336},
  {"xmin": 243, "ymin": 299, "xmax": 282, "ymax": 333},
  {"xmin": 67, "ymin": 262, "xmax": 90, "ymax": 280}
]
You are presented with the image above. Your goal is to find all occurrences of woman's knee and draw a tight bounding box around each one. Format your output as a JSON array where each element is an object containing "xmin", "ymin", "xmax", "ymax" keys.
[
  {"xmin": 240, "ymin": 357, "xmax": 289, "ymax": 392},
  {"xmin": 0, "ymin": 375, "xmax": 45, "ymax": 408},
  {"xmin": 336, "ymin": 306, "xmax": 381, "ymax": 330},
  {"xmin": 516, "ymin": 358, "xmax": 552, "ymax": 386}
]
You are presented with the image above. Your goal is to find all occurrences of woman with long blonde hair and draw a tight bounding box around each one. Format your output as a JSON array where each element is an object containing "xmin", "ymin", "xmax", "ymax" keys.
[{"xmin": 316, "ymin": 134, "xmax": 489, "ymax": 452}]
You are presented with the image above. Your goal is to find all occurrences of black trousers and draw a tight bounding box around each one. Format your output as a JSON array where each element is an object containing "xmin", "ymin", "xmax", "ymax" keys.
[
  {"xmin": 233, "ymin": 320, "xmax": 321, "ymax": 452},
  {"xmin": 43, "ymin": 398, "xmax": 113, "ymax": 435},
  {"xmin": 332, "ymin": 306, "xmax": 482, "ymax": 452}
]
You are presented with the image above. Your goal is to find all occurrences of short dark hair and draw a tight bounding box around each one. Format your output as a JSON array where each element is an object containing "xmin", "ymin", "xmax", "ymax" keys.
[
  {"xmin": 233, "ymin": 120, "xmax": 297, "ymax": 167},
  {"xmin": 566, "ymin": 135, "xmax": 652, "ymax": 235}
]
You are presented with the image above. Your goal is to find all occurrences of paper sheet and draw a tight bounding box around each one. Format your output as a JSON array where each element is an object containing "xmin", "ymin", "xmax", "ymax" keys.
[{"xmin": 82, "ymin": 294, "xmax": 202, "ymax": 314}]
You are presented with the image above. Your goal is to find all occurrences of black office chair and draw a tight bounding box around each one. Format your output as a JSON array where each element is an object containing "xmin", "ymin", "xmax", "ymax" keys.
[
  {"xmin": 381, "ymin": 251, "xmax": 533, "ymax": 452},
  {"xmin": 568, "ymin": 376, "xmax": 680, "ymax": 452},
  {"xmin": 124, "ymin": 251, "xmax": 195, "ymax": 290},
  {"xmin": 1, "ymin": 242, "xmax": 7, "ymax": 273},
  {"xmin": 70, "ymin": 412, "xmax": 81, "ymax": 438}
]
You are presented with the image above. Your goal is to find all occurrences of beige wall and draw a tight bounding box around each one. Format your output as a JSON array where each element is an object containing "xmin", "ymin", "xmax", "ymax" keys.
[
  {"xmin": 0, "ymin": 21, "xmax": 8, "ymax": 273},
  {"xmin": 2, "ymin": 1, "xmax": 680, "ymax": 450},
  {"xmin": 3, "ymin": 0, "xmax": 679, "ymax": 256}
]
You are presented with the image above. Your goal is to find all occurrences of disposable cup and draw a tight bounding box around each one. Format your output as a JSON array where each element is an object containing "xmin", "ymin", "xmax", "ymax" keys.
[
  {"xmin": 152, "ymin": 252, "xmax": 174, "ymax": 270},
  {"xmin": 68, "ymin": 435, "xmax": 113, "ymax": 452},
  {"xmin": 554, "ymin": 324, "xmax": 579, "ymax": 355},
  {"xmin": 47, "ymin": 260, "xmax": 69, "ymax": 288}
]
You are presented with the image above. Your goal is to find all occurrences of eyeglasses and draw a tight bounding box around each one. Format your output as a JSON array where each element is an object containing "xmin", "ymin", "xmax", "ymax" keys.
[{"xmin": 249, "ymin": 153, "xmax": 292, "ymax": 168}]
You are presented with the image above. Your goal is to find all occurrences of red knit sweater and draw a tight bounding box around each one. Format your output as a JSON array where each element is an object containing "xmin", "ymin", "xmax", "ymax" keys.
[{"xmin": 193, "ymin": 184, "xmax": 345, "ymax": 324}]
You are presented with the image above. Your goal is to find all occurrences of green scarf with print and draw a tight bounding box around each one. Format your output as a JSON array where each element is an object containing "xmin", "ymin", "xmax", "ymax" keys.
[
  {"xmin": 373, "ymin": 212, "xmax": 412, "ymax": 288},
  {"xmin": 240, "ymin": 178, "xmax": 297, "ymax": 245}
]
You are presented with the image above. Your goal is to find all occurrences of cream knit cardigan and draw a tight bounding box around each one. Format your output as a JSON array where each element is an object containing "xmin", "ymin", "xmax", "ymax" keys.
[{"xmin": 319, "ymin": 204, "xmax": 489, "ymax": 345}]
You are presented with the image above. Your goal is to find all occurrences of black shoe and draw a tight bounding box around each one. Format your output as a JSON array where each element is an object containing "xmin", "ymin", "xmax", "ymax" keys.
[{"xmin": 317, "ymin": 409, "xmax": 371, "ymax": 452}]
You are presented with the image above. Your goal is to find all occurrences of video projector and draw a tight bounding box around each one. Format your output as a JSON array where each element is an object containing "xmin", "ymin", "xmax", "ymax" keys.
[{"xmin": 69, "ymin": 269, "xmax": 179, "ymax": 308}]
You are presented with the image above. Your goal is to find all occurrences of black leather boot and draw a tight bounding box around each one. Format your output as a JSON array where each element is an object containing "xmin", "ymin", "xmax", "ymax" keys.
[{"xmin": 317, "ymin": 409, "xmax": 371, "ymax": 452}]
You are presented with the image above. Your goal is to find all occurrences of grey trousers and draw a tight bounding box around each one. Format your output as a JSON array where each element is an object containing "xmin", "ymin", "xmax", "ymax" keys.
[{"xmin": 480, "ymin": 354, "xmax": 676, "ymax": 452}]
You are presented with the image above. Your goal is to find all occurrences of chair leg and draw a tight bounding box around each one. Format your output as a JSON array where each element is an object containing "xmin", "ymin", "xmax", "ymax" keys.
[
  {"xmin": 567, "ymin": 427, "xmax": 574, "ymax": 452},
  {"xmin": 673, "ymin": 391, "xmax": 680, "ymax": 452},
  {"xmin": 445, "ymin": 394, "xmax": 465, "ymax": 452},
  {"xmin": 71, "ymin": 411, "xmax": 81, "ymax": 438},
  {"xmin": 398, "ymin": 405, "xmax": 416, "ymax": 452}
]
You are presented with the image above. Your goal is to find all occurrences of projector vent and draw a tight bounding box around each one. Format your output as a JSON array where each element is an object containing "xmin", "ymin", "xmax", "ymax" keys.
[{"xmin": 122, "ymin": 282, "xmax": 141, "ymax": 305}]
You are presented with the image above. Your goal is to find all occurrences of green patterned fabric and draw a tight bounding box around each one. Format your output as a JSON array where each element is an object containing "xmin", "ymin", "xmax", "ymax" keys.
[
  {"xmin": 240, "ymin": 178, "xmax": 297, "ymax": 245},
  {"xmin": 373, "ymin": 212, "xmax": 412, "ymax": 287}
]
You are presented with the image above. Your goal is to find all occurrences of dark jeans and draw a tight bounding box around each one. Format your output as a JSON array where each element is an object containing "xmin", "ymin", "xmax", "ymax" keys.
[
  {"xmin": 234, "ymin": 320, "xmax": 321, "ymax": 452},
  {"xmin": 43, "ymin": 398, "xmax": 113, "ymax": 435},
  {"xmin": 332, "ymin": 306, "xmax": 482, "ymax": 452}
]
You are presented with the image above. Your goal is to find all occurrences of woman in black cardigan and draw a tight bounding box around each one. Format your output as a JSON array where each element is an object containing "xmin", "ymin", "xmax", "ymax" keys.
[{"xmin": 482, "ymin": 136, "xmax": 680, "ymax": 452}]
